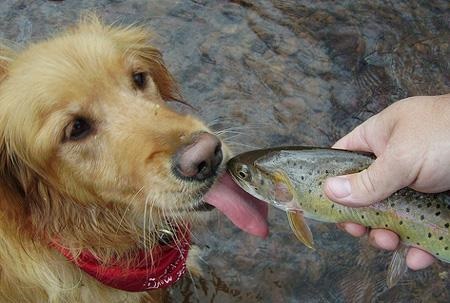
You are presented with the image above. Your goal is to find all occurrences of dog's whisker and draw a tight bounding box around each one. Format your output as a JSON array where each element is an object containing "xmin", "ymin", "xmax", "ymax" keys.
[
  {"xmin": 219, "ymin": 134, "xmax": 247, "ymax": 143},
  {"xmin": 142, "ymin": 195, "xmax": 154, "ymax": 271},
  {"xmin": 214, "ymin": 128, "xmax": 247, "ymax": 134},
  {"xmin": 214, "ymin": 131, "xmax": 248, "ymax": 139},
  {"xmin": 222, "ymin": 140, "xmax": 261, "ymax": 150},
  {"xmin": 217, "ymin": 124, "xmax": 268, "ymax": 131},
  {"xmin": 209, "ymin": 121, "xmax": 273, "ymax": 130},
  {"xmin": 205, "ymin": 117, "xmax": 238, "ymax": 129},
  {"xmin": 114, "ymin": 186, "xmax": 145, "ymax": 235},
  {"xmin": 222, "ymin": 138, "xmax": 259, "ymax": 146},
  {"xmin": 166, "ymin": 210, "xmax": 202, "ymax": 301},
  {"xmin": 148, "ymin": 197, "xmax": 162, "ymax": 269}
]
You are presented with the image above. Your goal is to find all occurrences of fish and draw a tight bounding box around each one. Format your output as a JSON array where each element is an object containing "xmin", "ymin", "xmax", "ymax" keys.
[{"xmin": 227, "ymin": 146, "xmax": 450, "ymax": 287}]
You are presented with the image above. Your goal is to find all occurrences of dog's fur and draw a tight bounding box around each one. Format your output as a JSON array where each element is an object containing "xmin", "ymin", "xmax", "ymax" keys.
[{"xmin": 0, "ymin": 16, "xmax": 223, "ymax": 302}]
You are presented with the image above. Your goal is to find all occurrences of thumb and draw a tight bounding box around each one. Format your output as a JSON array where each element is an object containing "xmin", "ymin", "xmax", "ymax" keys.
[{"xmin": 324, "ymin": 154, "xmax": 410, "ymax": 207}]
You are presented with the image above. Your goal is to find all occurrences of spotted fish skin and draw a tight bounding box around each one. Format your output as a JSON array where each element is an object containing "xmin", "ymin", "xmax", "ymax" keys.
[{"xmin": 227, "ymin": 146, "xmax": 450, "ymax": 263}]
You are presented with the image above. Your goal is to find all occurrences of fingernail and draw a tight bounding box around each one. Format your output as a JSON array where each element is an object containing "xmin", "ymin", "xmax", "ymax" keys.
[{"xmin": 327, "ymin": 176, "xmax": 351, "ymax": 199}]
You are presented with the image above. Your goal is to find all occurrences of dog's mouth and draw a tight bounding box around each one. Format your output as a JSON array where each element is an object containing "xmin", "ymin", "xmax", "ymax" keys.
[
  {"xmin": 169, "ymin": 172, "xmax": 268, "ymax": 238},
  {"xmin": 203, "ymin": 173, "xmax": 269, "ymax": 238},
  {"xmin": 192, "ymin": 201, "xmax": 215, "ymax": 211}
]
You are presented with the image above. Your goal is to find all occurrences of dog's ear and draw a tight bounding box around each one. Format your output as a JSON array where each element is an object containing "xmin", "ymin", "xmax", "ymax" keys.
[
  {"xmin": 0, "ymin": 115, "xmax": 31, "ymax": 222},
  {"xmin": 0, "ymin": 130, "xmax": 34, "ymax": 205},
  {"xmin": 0, "ymin": 45, "xmax": 13, "ymax": 180},
  {"xmin": 75, "ymin": 15, "xmax": 182, "ymax": 102},
  {"xmin": 104, "ymin": 24, "xmax": 182, "ymax": 102},
  {"xmin": 115, "ymin": 29, "xmax": 182, "ymax": 102},
  {"xmin": 0, "ymin": 44, "xmax": 14, "ymax": 82},
  {"xmin": 0, "ymin": 45, "xmax": 33, "ymax": 198},
  {"xmin": 131, "ymin": 45, "xmax": 182, "ymax": 103},
  {"xmin": 0, "ymin": 129, "xmax": 62, "ymax": 232}
]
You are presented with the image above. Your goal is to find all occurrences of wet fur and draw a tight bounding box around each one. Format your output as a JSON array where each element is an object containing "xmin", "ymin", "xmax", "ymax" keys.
[{"xmin": 0, "ymin": 16, "xmax": 221, "ymax": 302}]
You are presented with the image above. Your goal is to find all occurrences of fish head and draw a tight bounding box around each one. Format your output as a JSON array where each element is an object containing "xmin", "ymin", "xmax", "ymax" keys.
[
  {"xmin": 227, "ymin": 151, "xmax": 296, "ymax": 212},
  {"xmin": 227, "ymin": 155, "xmax": 274, "ymax": 202}
]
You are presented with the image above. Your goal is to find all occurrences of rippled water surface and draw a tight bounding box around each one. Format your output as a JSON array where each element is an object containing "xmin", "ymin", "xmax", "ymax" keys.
[{"xmin": 1, "ymin": 1, "xmax": 449, "ymax": 302}]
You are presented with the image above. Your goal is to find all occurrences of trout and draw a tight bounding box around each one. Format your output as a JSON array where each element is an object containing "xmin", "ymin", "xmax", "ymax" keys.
[{"xmin": 227, "ymin": 146, "xmax": 450, "ymax": 287}]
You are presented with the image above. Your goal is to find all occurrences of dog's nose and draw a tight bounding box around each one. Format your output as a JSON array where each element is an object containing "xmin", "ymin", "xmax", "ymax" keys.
[{"xmin": 174, "ymin": 132, "xmax": 223, "ymax": 181}]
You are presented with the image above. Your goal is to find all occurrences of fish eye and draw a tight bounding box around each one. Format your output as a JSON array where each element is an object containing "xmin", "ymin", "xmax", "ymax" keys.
[{"xmin": 237, "ymin": 164, "xmax": 251, "ymax": 180}]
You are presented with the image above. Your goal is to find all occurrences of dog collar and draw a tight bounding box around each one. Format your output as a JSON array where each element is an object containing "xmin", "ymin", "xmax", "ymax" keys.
[{"xmin": 50, "ymin": 226, "xmax": 190, "ymax": 292}]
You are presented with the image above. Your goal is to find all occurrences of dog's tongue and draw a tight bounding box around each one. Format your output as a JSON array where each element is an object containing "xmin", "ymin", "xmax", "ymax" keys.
[{"xmin": 204, "ymin": 173, "xmax": 269, "ymax": 238}]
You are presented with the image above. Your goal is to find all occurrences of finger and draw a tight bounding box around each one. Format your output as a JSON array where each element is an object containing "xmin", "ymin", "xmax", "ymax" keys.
[
  {"xmin": 324, "ymin": 153, "xmax": 410, "ymax": 207},
  {"xmin": 406, "ymin": 248, "xmax": 435, "ymax": 270},
  {"xmin": 336, "ymin": 223, "xmax": 345, "ymax": 231},
  {"xmin": 338, "ymin": 222, "xmax": 366, "ymax": 237},
  {"xmin": 332, "ymin": 107, "xmax": 394, "ymax": 153},
  {"xmin": 368, "ymin": 229, "xmax": 399, "ymax": 251},
  {"xmin": 332, "ymin": 123, "xmax": 372, "ymax": 151}
]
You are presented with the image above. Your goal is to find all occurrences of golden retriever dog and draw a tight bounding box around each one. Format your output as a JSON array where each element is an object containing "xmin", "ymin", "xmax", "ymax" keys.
[{"xmin": 0, "ymin": 16, "xmax": 268, "ymax": 303}]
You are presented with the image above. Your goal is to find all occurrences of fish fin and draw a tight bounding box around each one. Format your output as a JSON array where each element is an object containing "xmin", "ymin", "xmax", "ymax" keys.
[
  {"xmin": 272, "ymin": 170, "xmax": 297, "ymax": 204},
  {"xmin": 287, "ymin": 209, "xmax": 315, "ymax": 250},
  {"xmin": 271, "ymin": 170, "xmax": 315, "ymax": 249},
  {"xmin": 272, "ymin": 170, "xmax": 294, "ymax": 190},
  {"xmin": 386, "ymin": 244, "xmax": 408, "ymax": 288}
]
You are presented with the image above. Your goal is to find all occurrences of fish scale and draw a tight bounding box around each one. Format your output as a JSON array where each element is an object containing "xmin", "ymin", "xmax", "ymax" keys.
[
  {"xmin": 227, "ymin": 146, "xmax": 450, "ymax": 286},
  {"xmin": 268, "ymin": 149, "xmax": 450, "ymax": 262}
]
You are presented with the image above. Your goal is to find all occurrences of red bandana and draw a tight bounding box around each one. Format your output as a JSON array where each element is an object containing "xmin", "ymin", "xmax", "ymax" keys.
[{"xmin": 51, "ymin": 227, "xmax": 190, "ymax": 292}]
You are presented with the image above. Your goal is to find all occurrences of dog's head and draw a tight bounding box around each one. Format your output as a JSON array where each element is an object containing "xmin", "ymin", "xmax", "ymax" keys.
[{"xmin": 0, "ymin": 17, "xmax": 225, "ymax": 236}]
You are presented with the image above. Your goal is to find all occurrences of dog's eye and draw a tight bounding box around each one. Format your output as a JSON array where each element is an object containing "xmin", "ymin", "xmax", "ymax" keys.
[
  {"xmin": 132, "ymin": 72, "xmax": 148, "ymax": 90},
  {"xmin": 65, "ymin": 118, "xmax": 92, "ymax": 141}
]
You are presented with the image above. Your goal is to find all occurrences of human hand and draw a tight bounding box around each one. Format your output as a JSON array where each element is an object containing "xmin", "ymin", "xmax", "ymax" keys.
[{"xmin": 324, "ymin": 94, "xmax": 450, "ymax": 270}]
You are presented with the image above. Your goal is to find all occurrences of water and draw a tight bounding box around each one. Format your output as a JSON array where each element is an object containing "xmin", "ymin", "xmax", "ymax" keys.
[{"xmin": 1, "ymin": 1, "xmax": 449, "ymax": 302}]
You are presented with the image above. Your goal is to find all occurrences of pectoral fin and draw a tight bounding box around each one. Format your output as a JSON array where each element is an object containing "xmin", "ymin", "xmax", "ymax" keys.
[
  {"xmin": 386, "ymin": 244, "xmax": 408, "ymax": 288},
  {"xmin": 270, "ymin": 170, "xmax": 314, "ymax": 249},
  {"xmin": 287, "ymin": 209, "xmax": 315, "ymax": 249}
]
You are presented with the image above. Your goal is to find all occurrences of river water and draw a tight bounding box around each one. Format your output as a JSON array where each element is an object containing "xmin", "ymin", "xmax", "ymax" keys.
[{"xmin": 1, "ymin": 1, "xmax": 449, "ymax": 302}]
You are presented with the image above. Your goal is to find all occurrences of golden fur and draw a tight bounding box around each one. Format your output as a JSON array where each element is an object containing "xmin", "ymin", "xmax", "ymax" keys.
[{"xmin": 0, "ymin": 16, "xmax": 222, "ymax": 302}]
